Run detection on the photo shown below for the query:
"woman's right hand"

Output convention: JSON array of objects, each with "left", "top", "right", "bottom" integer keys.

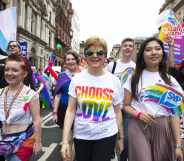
[
  {"left": 139, "top": 113, "right": 155, "bottom": 124},
  {"left": 61, "top": 143, "right": 72, "bottom": 161},
  {"left": 175, "top": 147, "right": 183, "bottom": 161},
  {"left": 52, "top": 112, "right": 58, "bottom": 123},
  {"left": 33, "top": 141, "right": 42, "bottom": 154}
]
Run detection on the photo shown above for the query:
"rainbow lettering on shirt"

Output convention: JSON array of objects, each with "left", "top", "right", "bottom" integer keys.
[
  {"left": 75, "top": 86, "right": 114, "bottom": 121},
  {"left": 141, "top": 84, "right": 184, "bottom": 115}
]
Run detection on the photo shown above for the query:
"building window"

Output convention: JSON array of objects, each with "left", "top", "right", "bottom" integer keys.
[
  {"left": 24, "top": 4, "right": 28, "bottom": 29},
  {"left": 49, "top": 11, "right": 52, "bottom": 23},
  {"left": 49, "top": 31, "right": 51, "bottom": 47},
  {"left": 40, "top": 18, "right": 44, "bottom": 39},
  {"left": 0, "top": 2, "right": 6, "bottom": 10},
  {"left": 31, "top": 11, "right": 37, "bottom": 35},
  {"left": 17, "top": 0, "right": 21, "bottom": 16}
]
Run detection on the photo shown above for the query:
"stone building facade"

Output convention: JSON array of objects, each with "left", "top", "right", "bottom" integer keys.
[
  {"left": 0, "top": 0, "right": 56, "bottom": 69},
  {"left": 71, "top": 9, "right": 80, "bottom": 54},
  {"left": 55, "top": 0, "right": 73, "bottom": 65}
]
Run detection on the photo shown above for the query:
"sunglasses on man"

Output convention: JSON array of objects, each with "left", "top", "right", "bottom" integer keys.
[
  {"left": 8, "top": 44, "right": 18, "bottom": 48},
  {"left": 84, "top": 49, "right": 107, "bottom": 57}
]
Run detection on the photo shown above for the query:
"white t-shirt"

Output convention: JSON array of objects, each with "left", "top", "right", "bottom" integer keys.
[
  {"left": 69, "top": 69, "right": 122, "bottom": 140},
  {"left": 124, "top": 70, "right": 184, "bottom": 117},
  {"left": 0, "top": 85, "right": 38, "bottom": 124},
  {"left": 107, "top": 59, "right": 135, "bottom": 86}
]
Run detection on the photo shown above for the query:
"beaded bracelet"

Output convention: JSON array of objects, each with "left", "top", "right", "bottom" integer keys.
[{"left": 135, "top": 112, "right": 142, "bottom": 119}]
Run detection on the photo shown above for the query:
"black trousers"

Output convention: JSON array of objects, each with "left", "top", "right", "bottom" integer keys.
[
  {"left": 0, "top": 156, "right": 5, "bottom": 160},
  {"left": 74, "top": 134, "right": 117, "bottom": 161}
]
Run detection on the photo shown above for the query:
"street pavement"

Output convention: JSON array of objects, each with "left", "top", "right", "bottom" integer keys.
[{"left": 30, "top": 108, "right": 63, "bottom": 161}]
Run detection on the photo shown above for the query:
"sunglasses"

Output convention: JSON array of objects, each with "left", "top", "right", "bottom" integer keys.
[
  {"left": 84, "top": 49, "right": 107, "bottom": 57},
  {"left": 8, "top": 44, "right": 18, "bottom": 48}
]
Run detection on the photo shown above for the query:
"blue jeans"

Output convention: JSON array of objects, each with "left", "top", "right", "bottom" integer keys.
[{"left": 119, "top": 112, "right": 131, "bottom": 161}]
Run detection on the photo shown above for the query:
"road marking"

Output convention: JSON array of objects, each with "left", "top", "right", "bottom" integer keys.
[
  {"left": 41, "top": 113, "right": 59, "bottom": 128},
  {"left": 38, "top": 143, "right": 58, "bottom": 161},
  {"left": 41, "top": 112, "right": 52, "bottom": 122},
  {"left": 41, "top": 116, "right": 59, "bottom": 129}
]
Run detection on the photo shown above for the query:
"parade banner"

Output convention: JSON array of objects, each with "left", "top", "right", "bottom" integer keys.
[
  {"left": 19, "top": 41, "right": 28, "bottom": 57},
  {"left": 158, "top": 9, "right": 184, "bottom": 65},
  {"left": 48, "top": 52, "right": 56, "bottom": 66},
  {"left": 0, "top": 7, "right": 17, "bottom": 52},
  {"left": 159, "top": 22, "right": 184, "bottom": 41},
  {"left": 163, "top": 36, "right": 184, "bottom": 64},
  {"left": 157, "top": 9, "right": 178, "bottom": 27}
]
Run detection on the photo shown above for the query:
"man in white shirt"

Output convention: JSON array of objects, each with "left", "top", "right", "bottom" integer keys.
[{"left": 107, "top": 38, "right": 135, "bottom": 161}]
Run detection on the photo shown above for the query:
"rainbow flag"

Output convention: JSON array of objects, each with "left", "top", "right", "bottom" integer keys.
[
  {"left": 40, "top": 85, "right": 52, "bottom": 108},
  {"left": 157, "top": 9, "right": 178, "bottom": 27},
  {"left": 143, "top": 84, "right": 184, "bottom": 116},
  {"left": 32, "top": 72, "right": 52, "bottom": 108},
  {"left": 0, "top": 7, "right": 17, "bottom": 51}
]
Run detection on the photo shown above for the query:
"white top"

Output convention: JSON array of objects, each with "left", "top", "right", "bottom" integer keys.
[
  {"left": 124, "top": 70, "right": 184, "bottom": 117},
  {"left": 0, "top": 85, "right": 38, "bottom": 124},
  {"left": 107, "top": 59, "right": 135, "bottom": 86},
  {"left": 107, "top": 59, "right": 135, "bottom": 108},
  {"left": 69, "top": 69, "right": 122, "bottom": 140}
]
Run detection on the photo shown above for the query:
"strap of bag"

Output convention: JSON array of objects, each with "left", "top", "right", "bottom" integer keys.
[
  {"left": 0, "top": 88, "right": 5, "bottom": 96},
  {"left": 111, "top": 61, "right": 117, "bottom": 74}
]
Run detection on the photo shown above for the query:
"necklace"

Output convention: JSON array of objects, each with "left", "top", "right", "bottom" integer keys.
[{"left": 3, "top": 84, "right": 24, "bottom": 120}]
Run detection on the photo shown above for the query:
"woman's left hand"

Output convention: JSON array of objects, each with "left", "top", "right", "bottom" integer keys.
[
  {"left": 33, "top": 141, "right": 42, "bottom": 154},
  {"left": 175, "top": 148, "right": 183, "bottom": 161},
  {"left": 116, "top": 138, "right": 124, "bottom": 154}
]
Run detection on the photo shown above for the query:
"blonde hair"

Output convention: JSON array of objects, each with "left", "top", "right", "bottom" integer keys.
[{"left": 84, "top": 36, "right": 108, "bottom": 52}]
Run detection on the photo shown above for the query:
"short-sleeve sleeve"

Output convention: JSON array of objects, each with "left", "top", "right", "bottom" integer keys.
[
  {"left": 68, "top": 78, "right": 77, "bottom": 98},
  {"left": 106, "top": 62, "right": 113, "bottom": 73},
  {"left": 113, "top": 77, "right": 123, "bottom": 106},
  {"left": 170, "top": 76, "right": 184, "bottom": 94},
  {"left": 123, "top": 74, "right": 132, "bottom": 93}
]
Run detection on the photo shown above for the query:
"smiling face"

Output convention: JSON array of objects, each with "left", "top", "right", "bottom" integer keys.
[
  {"left": 143, "top": 40, "right": 163, "bottom": 71},
  {"left": 120, "top": 40, "right": 134, "bottom": 59},
  {"left": 7, "top": 41, "right": 20, "bottom": 55},
  {"left": 65, "top": 54, "right": 78, "bottom": 71},
  {"left": 85, "top": 44, "right": 106, "bottom": 70},
  {"left": 4, "top": 60, "right": 27, "bottom": 86}
]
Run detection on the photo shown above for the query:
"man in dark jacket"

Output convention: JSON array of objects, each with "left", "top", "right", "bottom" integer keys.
[{"left": 0, "top": 41, "right": 35, "bottom": 89}]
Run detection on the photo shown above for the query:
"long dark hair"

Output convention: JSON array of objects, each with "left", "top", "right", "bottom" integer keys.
[{"left": 131, "top": 37, "right": 171, "bottom": 100}]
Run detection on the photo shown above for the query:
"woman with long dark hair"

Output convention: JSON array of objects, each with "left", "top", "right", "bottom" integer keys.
[{"left": 124, "top": 37, "right": 183, "bottom": 161}]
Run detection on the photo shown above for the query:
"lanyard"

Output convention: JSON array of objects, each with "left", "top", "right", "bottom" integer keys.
[{"left": 3, "top": 85, "right": 24, "bottom": 120}]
